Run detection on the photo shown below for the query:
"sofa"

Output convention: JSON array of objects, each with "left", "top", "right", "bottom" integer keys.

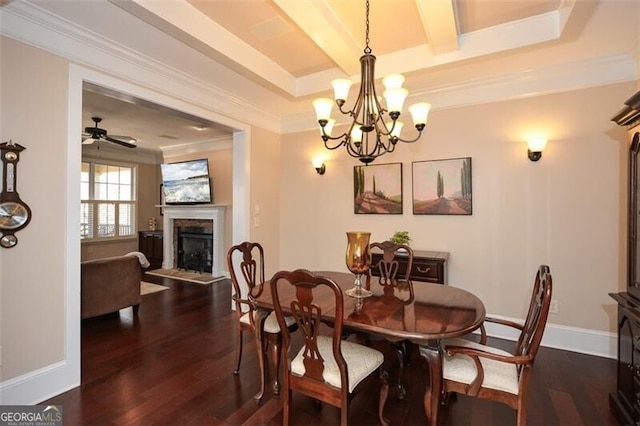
[{"left": 81, "top": 255, "right": 142, "bottom": 319}]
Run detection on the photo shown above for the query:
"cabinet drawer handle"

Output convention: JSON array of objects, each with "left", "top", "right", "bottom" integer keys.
[{"left": 416, "top": 266, "right": 431, "bottom": 274}]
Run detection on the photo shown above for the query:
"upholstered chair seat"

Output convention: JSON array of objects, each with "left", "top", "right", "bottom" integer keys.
[
  {"left": 439, "top": 337, "right": 519, "bottom": 395},
  {"left": 240, "top": 311, "right": 296, "bottom": 334}
]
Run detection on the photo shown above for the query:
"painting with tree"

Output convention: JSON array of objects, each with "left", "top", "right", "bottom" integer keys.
[
  {"left": 353, "top": 162, "right": 403, "bottom": 214},
  {"left": 412, "top": 157, "right": 472, "bottom": 215}
]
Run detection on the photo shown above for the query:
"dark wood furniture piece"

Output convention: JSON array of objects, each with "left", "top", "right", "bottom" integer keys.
[
  {"left": 367, "top": 240, "right": 415, "bottom": 399},
  {"left": 45, "top": 270, "right": 617, "bottom": 425},
  {"left": 270, "top": 269, "right": 389, "bottom": 426},
  {"left": 226, "top": 241, "right": 297, "bottom": 403},
  {"left": 370, "top": 248, "right": 448, "bottom": 284},
  {"left": 138, "top": 230, "right": 163, "bottom": 269},
  {"left": 252, "top": 270, "right": 485, "bottom": 426},
  {"left": 610, "top": 90, "right": 640, "bottom": 426},
  {"left": 438, "top": 265, "right": 552, "bottom": 426}
]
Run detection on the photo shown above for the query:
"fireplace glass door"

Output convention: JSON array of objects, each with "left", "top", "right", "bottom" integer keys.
[{"left": 177, "top": 226, "right": 213, "bottom": 273}]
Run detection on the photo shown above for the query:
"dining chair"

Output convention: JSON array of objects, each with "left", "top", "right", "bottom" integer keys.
[
  {"left": 226, "top": 241, "right": 296, "bottom": 399},
  {"left": 432, "top": 264, "right": 553, "bottom": 426},
  {"left": 366, "top": 240, "right": 415, "bottom": 399},
  {"left": 270, "top": 269, "right": 389, "bottom": 426}
]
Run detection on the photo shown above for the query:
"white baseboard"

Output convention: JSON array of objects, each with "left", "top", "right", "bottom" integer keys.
[
  {"left": 0, "top": 360, "right": 79, "bottom": 405},
  {"left": 480, "top": 315, "right": 617, "bottom": 359}
]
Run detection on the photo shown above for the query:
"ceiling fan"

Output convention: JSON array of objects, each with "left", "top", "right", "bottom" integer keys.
[{"left": 82, "top": 116, "right": 137, "bottom": 148}]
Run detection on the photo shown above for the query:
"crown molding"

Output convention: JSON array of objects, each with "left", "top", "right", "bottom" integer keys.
[
  {"left": 161, "top": 137, "right": 233, "bottom": 159},
  {"left": 0, "top": 1, "right": 281, "bottom": 135}
]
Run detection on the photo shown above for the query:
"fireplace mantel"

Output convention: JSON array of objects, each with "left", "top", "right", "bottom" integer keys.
[{"left": 160, "top": 205, "right": 227, "bottom": 277}]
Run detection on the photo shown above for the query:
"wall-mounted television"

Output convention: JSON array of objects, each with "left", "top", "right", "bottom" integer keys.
[{"left": 160, "top": 159, "right": 212, "bottom": 205}]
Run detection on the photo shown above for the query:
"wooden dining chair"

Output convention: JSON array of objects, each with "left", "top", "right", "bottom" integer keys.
[
  {"left": 433, "top": 264, "right": 553, "bottom": 426},
  {"left": 270, "top": 269, "right": 389, "bottom": 426},
  {"left": 366, "top": 240, "right": 415, "bottom": 399},
  {"left": 226, "top": 241, "right": 296, "bottom": 400}
]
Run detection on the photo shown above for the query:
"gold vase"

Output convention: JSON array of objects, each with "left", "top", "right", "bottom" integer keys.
[{"left": 345, "top": 231, "right": 372, "bottom": 298}]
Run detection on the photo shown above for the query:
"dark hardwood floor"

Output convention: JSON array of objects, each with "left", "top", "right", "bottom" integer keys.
[{"left": 44, "top": 273, "right": 619, "bottom": 425}]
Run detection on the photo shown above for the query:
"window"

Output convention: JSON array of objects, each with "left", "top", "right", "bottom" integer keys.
[{"left": 81, "top": 161, "right": 136, "bottom": 241}]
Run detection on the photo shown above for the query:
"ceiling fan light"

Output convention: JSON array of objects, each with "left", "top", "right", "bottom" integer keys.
[{"left": 332, "top": 79, "right": 353, "bottom": 102}]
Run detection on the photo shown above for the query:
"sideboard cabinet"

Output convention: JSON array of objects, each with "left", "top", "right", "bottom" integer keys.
[
  {"left": 138, "top": 230, "right": 163, "bottom": 270},
  {"left": 370, "top": 249, "right": 449, "bottom": 284},
  {"left": 610, "top": 90, "right": 640, "bottom": 425}
]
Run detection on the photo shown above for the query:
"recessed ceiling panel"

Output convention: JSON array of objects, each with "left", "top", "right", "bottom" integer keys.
[{"left": 187, "top": 0, "right": 335, "bottom": 77}]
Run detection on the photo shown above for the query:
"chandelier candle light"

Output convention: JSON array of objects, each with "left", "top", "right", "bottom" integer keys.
[{"left": 313, "top": 0, "right": 431, "bottom": 165}]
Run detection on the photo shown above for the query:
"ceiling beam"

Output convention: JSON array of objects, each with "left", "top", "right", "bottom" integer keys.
[
  {"left": 415, "top": 0, "right": 459, "bottom": 55},
  {"left": 273, "top": 0, "right": 362, "bottom": 76}
]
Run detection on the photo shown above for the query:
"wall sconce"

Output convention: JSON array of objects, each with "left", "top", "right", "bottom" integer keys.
[
  {"left": 527, "top": 138, "right": 547, "bottom": 162},
  {"left": 312, "top": 158, "right": 326, "bottom": 175}
]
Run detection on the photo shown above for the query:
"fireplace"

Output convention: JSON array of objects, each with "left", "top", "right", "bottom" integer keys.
[
  {"left": 161, "top": 205, "right": 226, "bottom": 277},
  {"left": 176, "top": 224, "right": 214, "bottom": 273}
]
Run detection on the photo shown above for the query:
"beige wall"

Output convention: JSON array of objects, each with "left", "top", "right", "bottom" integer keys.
[
  {"left": 279, "top": 82, "right": 635, "bottom": 334},
  {"left": 0, "top": 37, "right": 68, "bottom": 379},
  {"left": 249, "top": 127, "right": 281, "bottom": 277},
  {"left": 138, "top": 162, "right": 162, "bottom": 232}
]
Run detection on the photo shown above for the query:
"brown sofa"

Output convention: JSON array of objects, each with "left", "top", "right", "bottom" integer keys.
[{"left": 81, "top": 255, "right": 142, "bottom": 319}]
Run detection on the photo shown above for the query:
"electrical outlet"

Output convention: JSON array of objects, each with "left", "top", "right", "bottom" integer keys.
[{"left": 550, "top": 299, "right": 559, "bottom": 314}]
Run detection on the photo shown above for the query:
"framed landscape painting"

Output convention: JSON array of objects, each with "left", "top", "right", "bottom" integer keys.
[
  {"left": 412, "top": 157, "right": 472, "bottom": 215},
  {"left": 354, "top": 162, "right": 403, "bottom": 214}
]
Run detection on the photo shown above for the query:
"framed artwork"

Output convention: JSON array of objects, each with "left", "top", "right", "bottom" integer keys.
[
  {"left": 412, "top": 157, "right": 472, "bottom": 215},
  {"left": 354, "top": 162, "right": 403, "bottom": 214}
]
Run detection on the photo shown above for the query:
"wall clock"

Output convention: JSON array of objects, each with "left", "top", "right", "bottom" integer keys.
[{"left": 0, "top": 141, "right": 31, "bottom": 248}]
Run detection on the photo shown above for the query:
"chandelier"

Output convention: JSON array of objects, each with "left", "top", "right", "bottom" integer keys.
[{"left": 312, "top": 0, "right": 431, "bottom": 165}]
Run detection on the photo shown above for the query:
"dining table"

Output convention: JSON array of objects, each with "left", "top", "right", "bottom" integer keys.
[{"left": 250, "top": 270, "right": 486, "bottom": 426}]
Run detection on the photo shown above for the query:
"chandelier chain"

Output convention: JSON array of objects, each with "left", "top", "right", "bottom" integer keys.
[{"left": 364, "top": 0, "right": 371, "bottom": 54}]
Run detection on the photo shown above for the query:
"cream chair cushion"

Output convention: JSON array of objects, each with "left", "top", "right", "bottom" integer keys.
[
  {"left": 291, "top": 335, "right": 384, "bottom": 392},
  {"left": 240, "top": 311, "right": 296, "bottom": 333},
  {"left": 438, "top": 337, "right": 519, "bottom": 395}
]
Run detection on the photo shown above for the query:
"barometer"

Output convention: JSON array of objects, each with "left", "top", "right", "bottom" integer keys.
[{"left": 0, "top": 141, "right": 31, "bottom": 248}]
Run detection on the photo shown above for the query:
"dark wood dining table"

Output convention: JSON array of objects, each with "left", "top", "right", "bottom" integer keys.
[{"left": 250, "top": 270, "right": 486, "bottom": 426}]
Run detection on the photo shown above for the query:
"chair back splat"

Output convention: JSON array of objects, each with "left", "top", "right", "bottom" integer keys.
[
  {"left": 365, "top": 240, "right": 415, "bottom": 399},
  {"left": 227, "top": 241, "right": 264, "bottom": 383},
  {"left": 270, "top": 269, "right": 389, "bottom": 426}
]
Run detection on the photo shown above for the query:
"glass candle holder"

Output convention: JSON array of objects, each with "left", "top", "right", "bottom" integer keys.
[{"left": 345, "top": 231, "right": 373, "bottom": 298}]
